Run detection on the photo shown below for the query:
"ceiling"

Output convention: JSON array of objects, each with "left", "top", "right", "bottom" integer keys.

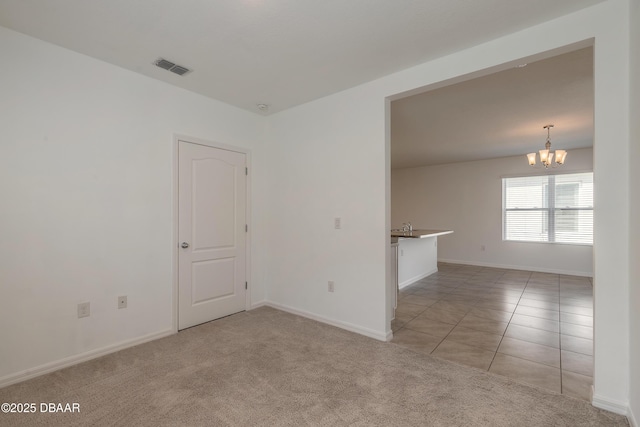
[
  {"left": 391, "top": 47, "right": 594, "bottom": 169},
  {"left": 0, "top": 0, "right": 605, "bottom": 115}
]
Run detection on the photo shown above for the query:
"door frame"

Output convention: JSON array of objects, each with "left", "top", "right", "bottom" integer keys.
[{"left": 172, "top": 134, "right": 252, "bottom": 332}]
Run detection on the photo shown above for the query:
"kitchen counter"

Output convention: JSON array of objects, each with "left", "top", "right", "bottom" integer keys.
[
  {"left": 392, "top": 229, "right": 453, "bottom": 289},
  {"left": 391, "top": 229, "right": 453, "bottom": 239}
]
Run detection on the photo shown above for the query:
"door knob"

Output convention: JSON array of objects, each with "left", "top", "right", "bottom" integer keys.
[{"left": 181, "top": 242, "right": 190, "bottom": 248}]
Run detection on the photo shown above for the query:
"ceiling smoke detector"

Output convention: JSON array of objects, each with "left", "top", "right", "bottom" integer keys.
[
  {"left": 257, "top": 104, "right": 269, "bottom": 112},
  {"left": 154, "top": 58, "right": 191, "bottom": 76}
]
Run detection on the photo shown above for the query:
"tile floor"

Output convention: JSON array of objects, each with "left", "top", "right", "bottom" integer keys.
[{"left": 391, "top": 263, "right": 594, "bottom": 401}]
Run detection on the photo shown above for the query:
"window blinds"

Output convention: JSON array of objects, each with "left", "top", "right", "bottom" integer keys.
[{"left": 503, "top": 172, "right": 593, "bottom": 245}]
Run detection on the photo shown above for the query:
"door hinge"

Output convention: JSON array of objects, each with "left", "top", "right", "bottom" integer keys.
[
  {"left": 245, "top": 281, "right": 248, "bottom": 290},
  {"left": 245, "top": 167, "right": 248, "bottom": 176},
  {"left": 245, "top": 224, "right": 248, "bottom": 232}
]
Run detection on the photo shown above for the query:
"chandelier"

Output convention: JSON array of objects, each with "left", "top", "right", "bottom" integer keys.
[{"left": 527, "top": 124, "right": 567, "bottom": 168}]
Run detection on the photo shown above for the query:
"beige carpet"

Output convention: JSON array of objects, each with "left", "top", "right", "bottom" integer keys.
[{"left": 0, "top": 307, "right": 627, "bottom": 426}]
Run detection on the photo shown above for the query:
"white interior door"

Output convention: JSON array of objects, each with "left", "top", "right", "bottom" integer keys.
[{"left": 178, "top": 140, "right": 247, "bottom": 330}]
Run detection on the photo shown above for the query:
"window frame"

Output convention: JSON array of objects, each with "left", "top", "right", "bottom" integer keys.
[{"left": 502, "top": 171, "right": 594, "bottom": 246}]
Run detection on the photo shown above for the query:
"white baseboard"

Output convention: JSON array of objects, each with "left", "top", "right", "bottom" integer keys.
[
  {"left": 628, "top": 405, "right": 638, "bottom": 427},
  {"left": 438, "top": 258, "right": 593, "bottom": 277},
  {"left": 250, "top": 300, "right": 268, "bottom": 310},
  {"left": 263, "top": 301, "right": 389, "bottom": 342},
  {"left": 0, "top": 329, "right": 175, "bottom": 389},
  {"left": 592, "top": 393, "right": 629, "bottom": 416},
  {"left": 399, "top": 267, "right": 438, "bottom": 289},
  {"left": 1, "top": 302, "right": 389, "bottom": 388}
]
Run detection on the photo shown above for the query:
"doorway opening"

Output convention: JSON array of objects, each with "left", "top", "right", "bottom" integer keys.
[{"left": 386, "top": 44, "right": 595, "bottom": 400}]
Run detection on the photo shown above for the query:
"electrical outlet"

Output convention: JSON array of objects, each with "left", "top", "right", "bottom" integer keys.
[
  {"left": 328, "top": 281, "right": 335, "bottom": 292},
  {"left": 334, "top": 217, "right": 341, "bottom": 229},
  {"left": 77, "top": 302, "right": 90, "bottom": 318},
  {"left": 118, "top": 295, "right": 127, "bottom": 309}
]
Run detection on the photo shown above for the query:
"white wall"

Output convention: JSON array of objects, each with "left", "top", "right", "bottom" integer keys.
[
  {"left": 0, "top": 26, "right": 268, "bottom": 385},
  {"left": 391, "top": 148, "right": 594, "bottom": 276},
  {"left": 264, "top": 0, "right": 631, "bottom": 414},
  {"left": 0, "top": 0, "right": 635, "bottom": 416},
  {"left": 589, "top": 0, "right": 631, "bottom": 414},
  {"left": 264, "top": 84, "right": 389, "bottom": 339},
  {"left": 628, "top": 0, "right": 639, "bottom": 424}
]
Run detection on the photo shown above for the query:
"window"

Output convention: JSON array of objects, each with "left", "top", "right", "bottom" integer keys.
[{"left": 502, "top": 172, "right": 593, "bottom": 245}]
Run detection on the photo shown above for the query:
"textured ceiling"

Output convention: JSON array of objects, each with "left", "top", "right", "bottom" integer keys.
[
  {"left": 0, "top": 0, "right": 605, "bottom": 115},
  {"left": 391, "top": 47, "right": 594, "bottom": 169}
]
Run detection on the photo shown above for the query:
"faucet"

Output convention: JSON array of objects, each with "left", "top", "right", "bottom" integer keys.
[{"left": 402, "top": 222, "right": 413, "bottom": 232}]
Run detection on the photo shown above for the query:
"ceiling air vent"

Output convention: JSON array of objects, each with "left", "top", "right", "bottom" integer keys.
[
  {"left": 155, "top": 58, "right": 175, "bottom": 70},
  {"left": 169, "top": 65, "right": 190, "bottom": 76},
  {"left": 154, "top": 58, "right": 191, "bottom": 76}
]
